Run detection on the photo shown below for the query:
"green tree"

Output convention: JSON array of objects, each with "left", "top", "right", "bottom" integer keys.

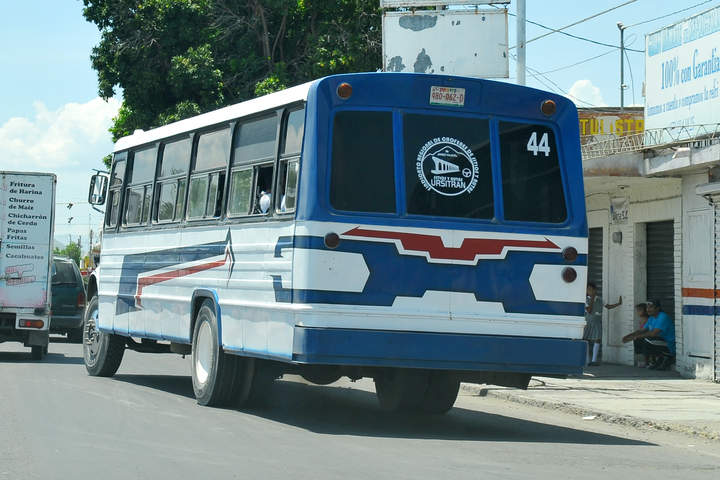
[
  {"left": 54, "top": 241, "right": 82, "bottom": 267},
  {"left": 83, "top": 0, "right": 382, "bottom": 167}
]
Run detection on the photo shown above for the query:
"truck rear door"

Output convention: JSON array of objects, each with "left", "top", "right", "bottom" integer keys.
[{"left": 0, "top": 172, "right": 55, "bottom": 309}]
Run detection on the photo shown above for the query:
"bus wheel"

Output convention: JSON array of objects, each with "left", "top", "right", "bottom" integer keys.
[
  {"left": 84, "top": 296, "right": 125, "bottom": 377},
  {"left": 419, "top": 372, "right": 460, "bottom": 414},
  {"left": 30, "top": 346, "right": 45, "bottom": 360},
  {"left": 373, "top": 368, "right": 429, "bottom": 412},
  {"left": 191, "top": 300, "right": 248, "bottom": 407}
]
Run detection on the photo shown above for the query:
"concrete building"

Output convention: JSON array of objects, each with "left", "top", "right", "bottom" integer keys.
[
  {"left": 581, "top": 111, "right": 720, "bottom": 381},
  {"left": 576, "top": 5, "right": 720, "bottom": 382}
]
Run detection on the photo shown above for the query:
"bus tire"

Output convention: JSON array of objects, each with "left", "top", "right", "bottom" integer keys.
[
  {"left": 419, "top": 372, "right": 460, "bottom": 414},
  {"left": 31, "top": 346, "right": 45, "bottom": 360},
  {"left": 83, "top": 296, "right": 125, "bottom": 377},
  {"left": 191, "top": 300, "right": 246, "bottom": 407},
  {"left": 373, "top": 368, "right": 429, "bottom": 412}
]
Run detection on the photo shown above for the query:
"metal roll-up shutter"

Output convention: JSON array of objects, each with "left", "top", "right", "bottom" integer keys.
[
  {"left": 588, "top": 227, "right": 603, "bottom": 297},
  {"left": 646, "top": 220, "right": 675, "bottom": 317}
]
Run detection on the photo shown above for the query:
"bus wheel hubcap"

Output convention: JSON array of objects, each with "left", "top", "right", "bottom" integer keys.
[
  {"left": 195, "top": 321, "right": 213, "bottom": 386},
  {"left": 86, "top": 308, "right": 101, "bottom": 360}
]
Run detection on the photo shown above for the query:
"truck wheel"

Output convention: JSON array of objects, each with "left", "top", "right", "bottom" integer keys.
[
  {"left": 31, "top": 346, "right": 45, "bottom": 360},
  {"left": 191, "top": 300, "right": 250, "bottom": 407},
  {"left": 374, "top": 368, "right": 429, "bottom": 412},
  {"left": 83, "top": 296, "right": 125, "bottom": 377},
  {"left": 419, "top": 372, "right": 460, "bottom": 414}
]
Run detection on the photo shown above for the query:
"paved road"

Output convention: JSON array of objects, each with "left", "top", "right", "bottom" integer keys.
[{"left": 1, "top": 339, "right": 719, "bottom": 480}]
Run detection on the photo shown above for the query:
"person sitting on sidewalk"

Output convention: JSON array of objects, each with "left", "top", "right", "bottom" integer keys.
[
  {"left": 622, "top": 299, "right": 675, "bottom": 370},
  {"left": 635, "top": 302, "right": 649, "bottom": 329}
]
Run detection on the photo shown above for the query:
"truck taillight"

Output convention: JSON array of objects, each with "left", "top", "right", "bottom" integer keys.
[
  {"left": 20, "top": 319, "right": 45, "bottom": 329},
  {"left": 77, "top": 292, "right": 86, "bottom": 308}
]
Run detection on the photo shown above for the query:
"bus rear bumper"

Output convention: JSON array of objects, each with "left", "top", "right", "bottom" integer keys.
[{"left": 292, "top": 326, "right": 587, "bottom": 376}]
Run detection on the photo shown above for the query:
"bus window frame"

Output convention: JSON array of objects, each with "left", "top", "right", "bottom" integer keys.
[
  {"left": 225, "top": 110, "right": 282, "bottom": 220},
  {"left": 153, "top": 133, "right": 193, "bottom": 225},
  {"left": 104, "top": 151, "right": 128, "bottom": 233},
  {"left": 105, "top": 101, "right": 306, "bottom": 233},
  {"left": 121, "top": 145, "right": 158, "bottom": 230},
  {"left": 491, "top": 115, "right": 572, "bottom": 228},
  {"left": 399, "top": 108, "right": 497, "bottom": 224},
  {"left": 275, "top": 105, "right": 305, "bottom": 215},
  {"left": 185, "top": 124, "right": 232, "bottom": 223},
  {"left": 325, "top": 106, "right": 398, "bottom": 219},
  {"left": 324, "top": 107, "right": 573, "bottom": 231}
]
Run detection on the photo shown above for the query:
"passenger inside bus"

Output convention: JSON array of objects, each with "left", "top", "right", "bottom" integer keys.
[{"left": 255, "top": 165, "right": 273, "bottom": 214}]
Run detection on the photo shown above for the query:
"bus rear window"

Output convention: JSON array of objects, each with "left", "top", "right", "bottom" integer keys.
[
  {"left": 404, "top": 114, "right": 493, "bottom": 219},
  {"left": 499, "top": 122, "right": 567, "bottom": 223},
  {"left": 330, "top": 111, "right": 395, "bottom": 213}
]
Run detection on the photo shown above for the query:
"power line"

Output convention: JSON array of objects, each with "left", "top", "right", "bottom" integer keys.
[
  {"left": 511, "top": 53, "right": 603, "bottom": 107},
  {"left": 522, "top": 16, "right": 644, "bottom": 53},
  {"left": 624, "top": 41, "right": 637, "bottom": 106},
  {"left": 625, "top": 0, "right": 714, "bottom": 28},
  {"left": 540, "top": 49, "right": 616, "bottom": 74},
  {"left": 508, "top": 0, "right": 638, "bottom": 49}
]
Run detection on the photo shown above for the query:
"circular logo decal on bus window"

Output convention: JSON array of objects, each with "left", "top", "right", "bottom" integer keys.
[{"left": 416, "top": 137, "right": 479, "bottom": 196}]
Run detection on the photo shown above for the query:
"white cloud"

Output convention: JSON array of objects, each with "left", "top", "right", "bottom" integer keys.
[
  {"left": 567, "top": 79, "right": 607, "bottom": 107},
  {"left": 0, "top": 97, "right": 120, "bottom": 170},
  {"left": 0, "top": 97, "right": 121, "bottom": 251}
]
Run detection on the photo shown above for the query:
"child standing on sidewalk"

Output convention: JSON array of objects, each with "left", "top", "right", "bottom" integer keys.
[{"left": 583, "top": 282, "right": 621, "bottom": 366}]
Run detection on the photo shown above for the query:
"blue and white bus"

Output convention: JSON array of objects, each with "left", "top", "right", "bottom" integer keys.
[{"left": 86, "top": 73, "right": 588, "bottom": 413}]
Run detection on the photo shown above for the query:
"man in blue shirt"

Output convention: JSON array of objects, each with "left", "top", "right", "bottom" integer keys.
[{"left": 622, "top": 299, "right": 675, "bottom": 370}]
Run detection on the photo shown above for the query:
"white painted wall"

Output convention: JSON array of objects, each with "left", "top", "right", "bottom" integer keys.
[
  {"left": 680, "top": 174, "right": 715, "bottom": 380},
  {"left": 586, "top": 178, "right": 682, "bottom": 367}
]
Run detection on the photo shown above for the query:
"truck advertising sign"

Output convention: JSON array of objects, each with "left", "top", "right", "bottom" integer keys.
[{"left": 0, "top": 172, "right": 56, "bottom": 308}]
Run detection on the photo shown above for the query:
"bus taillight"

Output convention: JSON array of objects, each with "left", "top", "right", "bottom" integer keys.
[
  {"left": 562, "top": 247, "right": 578, "bottom": 262},
  {"left": 541, "top": 99, "right": 556, "bottom": 116},
  {"left": 561, "top": 267, "right": 577, "bottom": 283},
  {"left": 337, "top": 82, "right": 353, "bottom": 100},
  {"left": 324, "top": 232, "right": 341, "bottom": 249}
]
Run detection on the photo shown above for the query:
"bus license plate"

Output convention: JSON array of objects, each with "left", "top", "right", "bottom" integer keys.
[{"left": 429, "top": 86, "right": 465, "bottom": 107}]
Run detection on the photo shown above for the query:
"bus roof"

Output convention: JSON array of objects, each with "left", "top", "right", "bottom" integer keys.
[{"left": 113, "top": 81, "right": 314, "bottom": 153}]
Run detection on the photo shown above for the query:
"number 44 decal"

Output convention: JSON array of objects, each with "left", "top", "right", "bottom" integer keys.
[{"left": 526, "top": 132, "right": 551, "bottom": 157}]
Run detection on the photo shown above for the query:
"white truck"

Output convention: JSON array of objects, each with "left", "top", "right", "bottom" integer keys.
[{"left": 0, "top": 171, "right": 56, "bottom": 359}]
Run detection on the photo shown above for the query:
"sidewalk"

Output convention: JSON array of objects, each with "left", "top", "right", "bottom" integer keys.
[{"left": 462, "top": 364, "right": 720, "bottom": 441}]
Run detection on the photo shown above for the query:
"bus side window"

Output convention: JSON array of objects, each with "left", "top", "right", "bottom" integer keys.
[
  {"left": 123, "top": 146, "right": 157, "bottom": 227},
  {"left": 187, "top": 127, "right": 230, "bottom": 220},
  {"left": 228, "top": 114, "right": 277, "bottom": 216},
  {"left": 276, "top": 107, "right": 304, "bottom": 213},
  {"left": 105, "top": 156, "right": 126, "bottom": 229},
  {"left": 155, "top": 136, "right": 191, "bottom": 223}
]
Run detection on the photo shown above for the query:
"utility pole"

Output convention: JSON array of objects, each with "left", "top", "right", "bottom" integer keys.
[
  {"left": 517, "top": 0, "right": 526, "bottom": 85},
  {"left": 620, "top": 23, "right": 624, "bottom": 110}
]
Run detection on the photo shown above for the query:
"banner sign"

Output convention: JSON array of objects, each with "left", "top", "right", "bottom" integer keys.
[{"left": 645, "top": 6, "right": 720, "bottom": 143}]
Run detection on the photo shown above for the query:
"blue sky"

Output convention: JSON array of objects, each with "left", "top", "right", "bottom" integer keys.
[{"left": 1, "top": 0, "right": 717, "bottom": 252}]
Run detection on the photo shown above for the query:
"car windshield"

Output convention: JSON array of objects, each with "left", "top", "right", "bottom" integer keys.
[{"left": 52, "top": 261, "right": 77, "bottom": 285}]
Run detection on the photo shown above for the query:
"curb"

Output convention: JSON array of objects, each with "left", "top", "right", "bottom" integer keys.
[{"left": 460, "top": 383, "right": 720, "bottom": 442}]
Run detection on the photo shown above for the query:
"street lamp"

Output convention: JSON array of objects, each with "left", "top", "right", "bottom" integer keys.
[{"left": 618, "top": 21, "right": 628, "bottom": 111}]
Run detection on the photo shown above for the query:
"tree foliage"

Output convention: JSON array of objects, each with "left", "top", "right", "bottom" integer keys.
[
  {"left": 83, "top": 0, "right": 382, "bottom": 167},
  {"left": 54, "top": 241, "right": 82, "bottom": 267}
]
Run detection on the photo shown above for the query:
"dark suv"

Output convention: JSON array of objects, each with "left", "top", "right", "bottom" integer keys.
[{"left": 50, "top": 256, "right": 86, "bottom": 342}]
